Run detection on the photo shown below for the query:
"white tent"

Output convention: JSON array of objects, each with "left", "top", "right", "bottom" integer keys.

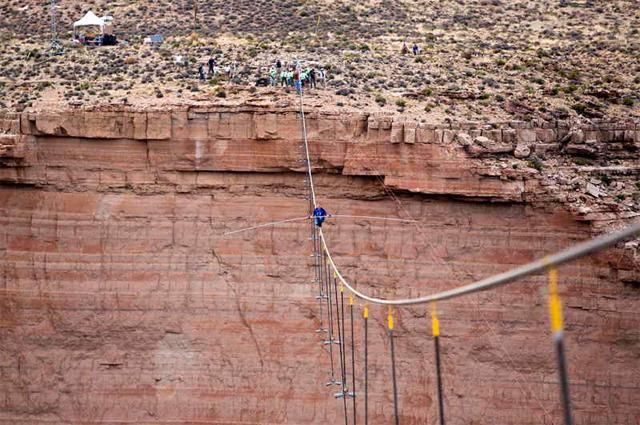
[{"left": 73, "top": 11, "right": 104, "bottom": 30}]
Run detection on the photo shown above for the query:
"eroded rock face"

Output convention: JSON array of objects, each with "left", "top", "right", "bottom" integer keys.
[{"left": 0, "top": 106, "right": 639, "bottom": 424}]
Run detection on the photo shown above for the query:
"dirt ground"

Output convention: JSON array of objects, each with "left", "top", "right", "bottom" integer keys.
[{"left": 0, "top": 0, "right": 638, "bottom": 122}]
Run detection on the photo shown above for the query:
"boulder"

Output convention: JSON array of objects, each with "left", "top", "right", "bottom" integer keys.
[{"left": 514, "top": 143, "right": 531, "bottom": 158}]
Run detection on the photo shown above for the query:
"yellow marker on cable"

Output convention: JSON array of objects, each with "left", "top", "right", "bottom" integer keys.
[
  {"left": 387, "top": 306, "right": 394, "bottom": 330},
  {"left": 363, "top": 304, "right": 369, "bottom": 319},
  {"left": 431, "top": 304, "right": 440, "bottom": 337},
  {"left": 548, "top": 266, "right": 564, "bottom": 334},
  {"left": 349, "top": 293, "right": 354, "bottom": 306},
  {"left": 339, "top": 281, "right": 344, "bottom": 293}
]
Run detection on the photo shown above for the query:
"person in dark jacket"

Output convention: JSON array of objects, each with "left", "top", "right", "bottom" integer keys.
[
  {"left": 309, "top": 68, "right": 317, "bottom": 88},
  {"left": 313, "top": 206, "right": 328, "bottom": 227}
]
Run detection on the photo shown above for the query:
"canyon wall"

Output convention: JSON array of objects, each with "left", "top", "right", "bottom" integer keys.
[{"left": 0, "top": 105, "right": 639, "bottom": 425}]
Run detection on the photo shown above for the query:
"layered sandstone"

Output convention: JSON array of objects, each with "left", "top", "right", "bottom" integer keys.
[{"left": 0, "top": 105, "right": 639, "bottom": 425}]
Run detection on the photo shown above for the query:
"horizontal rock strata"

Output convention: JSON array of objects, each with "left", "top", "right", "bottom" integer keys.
[{"left": 0, "top": 105, "right": 639, "bottom": 424}]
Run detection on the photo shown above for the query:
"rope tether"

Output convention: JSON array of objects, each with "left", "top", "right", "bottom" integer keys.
[
  {"left": 294, "top": 60, "right": 639, "bottom": 425},
  {"left": 333, "top": 268, "right": 349, "bottom": 424},
  {"left": 349, "top": 294, "right": 357, "bottom": 425},
  {"left": 548, "top": 266, "right": 573, "bottom": 425},
  {"left": 388, "top": 306, "right": 400, "bottom": 425},
  {"left": 363, "top": 305, "right": 369, "bottom": 425},
  {"left": 296, "top": 54, "right": 638, "bottom": 307},
  {"left": 323, "top": 250, "right": 339, "bottom": 386},
  {"left": 313, "top": 226, "right": 327, "bottom": 336},
  {"left": 431, "top": 304, "right": 445, "bottom": 425}
]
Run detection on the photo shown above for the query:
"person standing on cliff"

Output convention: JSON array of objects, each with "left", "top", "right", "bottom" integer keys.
[
  {"left": 313, "top": 206, "right": 328, "bottom": 227},
  {"left": 269, "top": 66, "right": 277, "bottom": 86},
  {"left": 309, "top": 68, "right": 317, "bottom": 89},
  {"left": 276, "top": 59, "right": 282, "bottom": 83},
  {"left": 198, "top": 64, "right": 205, "bottom": 81},
  {"left": 293, "top": 68, "right": 301, "bottom": 94},
  {"left": 208, "top": 57, "right": 216, "bottom": 75}
]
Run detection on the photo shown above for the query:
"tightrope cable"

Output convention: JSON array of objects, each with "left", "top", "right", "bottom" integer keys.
[
  {"left": 293, "top": 66, "right": 638, "bottom": 425},
  {"left": 349, "top": 294, "right": 357, "bottom": 425},
  {"left": 318, "top": 223, "right": 640, "bottom": 306}
]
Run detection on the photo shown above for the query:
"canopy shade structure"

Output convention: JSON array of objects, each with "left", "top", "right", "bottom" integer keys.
[{"left": 73, "top": 11, "right": 104, "bottom": 28}]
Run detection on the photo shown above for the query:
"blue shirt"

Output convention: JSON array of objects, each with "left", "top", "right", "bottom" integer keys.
[{"left": 313, "top": 207, "right": 327, "bottom": 218}]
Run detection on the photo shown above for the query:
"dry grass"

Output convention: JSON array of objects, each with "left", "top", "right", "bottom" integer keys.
[{"left": 0, "top": 0, "right": 638, "bottom": 121}]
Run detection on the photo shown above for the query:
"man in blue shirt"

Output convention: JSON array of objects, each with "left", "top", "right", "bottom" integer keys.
[{"left": 313, "top": 206, "right": 328, "bottom": 227}]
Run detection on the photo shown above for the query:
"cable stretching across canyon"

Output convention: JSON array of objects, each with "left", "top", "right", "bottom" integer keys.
[{"left": 295, "top": 77, "right": 640, "bottom": 425}]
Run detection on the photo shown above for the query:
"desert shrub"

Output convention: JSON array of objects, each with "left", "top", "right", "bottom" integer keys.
[
  {"left": 527, "top": 156, "right": 544, "bottom": 171},
  {"left": 572, "top": 157, "right": 593, "bottom": 166},
  {"left": 572, "top": 103, "right": 588, "bottom": 115},
  {"left": 420, "top": 87, "right": 432, "bottom": 96}
]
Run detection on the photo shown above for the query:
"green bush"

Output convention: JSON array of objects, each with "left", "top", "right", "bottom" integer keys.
[
  {"left": 572, "top": 157, "right": 593, "bottom": 166},
  {"left": 420, "top": 87, "right": 432, "bottom": 96},
  {"left": 395, "top": 99, "right": 407, "bottom": 108},
  {"left": 375, "top": 94, "right": 386, "bottom": 106},
  {"left": 527, "top": 157, "right": 544, "bottom": 171},
  {"left": 572, "top": 103, "right": 587, "bottom": 114}
]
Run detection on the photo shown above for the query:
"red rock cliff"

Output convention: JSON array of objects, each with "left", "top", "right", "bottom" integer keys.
[{"left": 0, "top": 105, "right": 639, "bottom": 424}]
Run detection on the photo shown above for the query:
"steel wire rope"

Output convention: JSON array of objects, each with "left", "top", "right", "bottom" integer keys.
[
  {"left": 295, "top": 74, "right": 640, "bottom": 424},
  {"left": 388, "top": 308, "right": 401, "bottom": 425},
  {"left": 295, "top": 84, "right": 640, "bottom": 304},
  {"left": 356, "top": 173, "right": 553, "bottom": 422},
  {"left": 221, "top": 215, "right": 417, "bottom": 238},
  {"left": 222, "top": 216, "right": 310, "bottom": 235},
  {"left": 363, "top": 306, "right": 369, "bottom": 425},
  {"left": 370, "top": 172, "right": 553, "bottom": 421},
  {"left": 323, "top": 247, "right": 339, "bottom": 386},
  {"left": 332, "top": 261, "right": 349, "bottom": 424},
  {"left": 299, "top": 85, "right": 317, "bottom": 208},
  {"left": 339, "top": 276, "right": 350, "bottom": 404},
  {"left": 349, "top": 295, "right": 357, "bottom": 425},
  {"left": 318, "top": 223, "right": 640, "bottom": 305}
]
